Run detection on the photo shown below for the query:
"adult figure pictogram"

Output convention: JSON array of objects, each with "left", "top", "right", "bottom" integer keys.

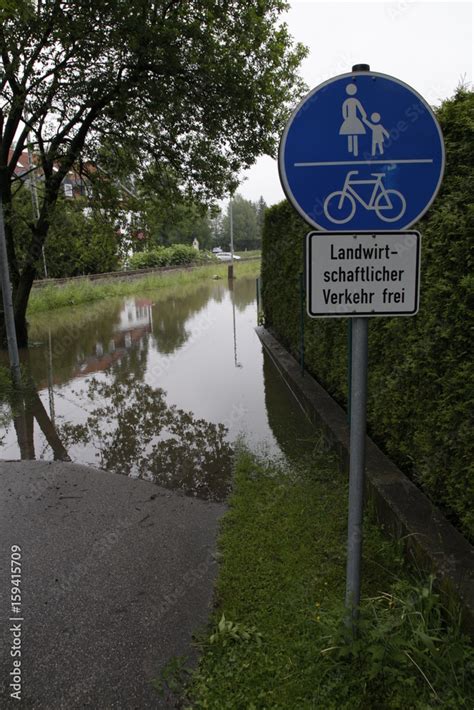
[{"left": 339, "top": 83, "right": 367, "bottom": 157}]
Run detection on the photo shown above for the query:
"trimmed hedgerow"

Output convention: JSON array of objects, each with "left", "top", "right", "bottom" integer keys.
[
  {"left": 127, "top": 244, "right": 215, "bottom": 269},
  {"left": 262, "top": 88, "right": 474, "bottom": 540}
]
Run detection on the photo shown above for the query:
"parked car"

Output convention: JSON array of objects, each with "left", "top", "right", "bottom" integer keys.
[
  {"left": 215, "top": 252, "right": 241, "bottom": 262},
  {"left": 212, "top": 247, "right": 223, "bottom": 253}
]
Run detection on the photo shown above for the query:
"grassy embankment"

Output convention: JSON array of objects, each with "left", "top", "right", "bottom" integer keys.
[
  {"left": 171, "top": 447, "right": 474, "bottom": 709},
  {"left": 28, "top": 260, "right": 260, "bottom": 314},
  {"left": 235, "top": 249, "right": 261, "bottom": 258}
]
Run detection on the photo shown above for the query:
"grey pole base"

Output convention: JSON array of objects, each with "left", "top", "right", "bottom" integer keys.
[{"left": 345, "top": 316, "right": 368, "bottom": 629}]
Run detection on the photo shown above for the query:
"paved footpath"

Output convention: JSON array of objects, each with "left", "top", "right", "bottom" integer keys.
[{"left": 0, "top": 461, "right": 225, "bottom": 709}]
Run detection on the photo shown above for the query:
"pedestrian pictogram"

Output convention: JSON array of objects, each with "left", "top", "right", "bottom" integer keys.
[{"left": 339, "top": 83, "right": 390, "bottom": 157}]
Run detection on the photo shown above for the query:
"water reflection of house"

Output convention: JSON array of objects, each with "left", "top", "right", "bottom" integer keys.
[{"left": 73, "top": 299, "right": 153, "bottom": 377}]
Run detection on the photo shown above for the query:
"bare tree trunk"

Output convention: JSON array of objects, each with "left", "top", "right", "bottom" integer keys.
[
  {"left": 14, "top": 405, "right": 35, "bottom": 459},
  {"left": 0, "top": 252, "right": 37, "bottom": 349},
  {"left": 13, "top": 263, "right": 36, "bottom": 347}
]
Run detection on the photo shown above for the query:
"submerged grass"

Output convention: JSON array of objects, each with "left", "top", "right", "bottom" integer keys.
[
  {"left": 178, "top": 447, "right": 474, "bottom": 709},
  {"left": 28, "top": 260, "right": 260, "bottom": 314}
]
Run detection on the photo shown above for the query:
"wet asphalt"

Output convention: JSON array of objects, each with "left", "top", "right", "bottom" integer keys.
[{"left": 0, "top": 461, "right": 225, "bottom": 708}]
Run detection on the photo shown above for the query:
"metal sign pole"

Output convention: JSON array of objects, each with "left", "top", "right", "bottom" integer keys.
[
  {"left": 0, "top": 196, "right": 21, "bottom": 385},
  {"left": 345, "top": 316, "right": 368, "bottom": 627},
  {"left": 344, "top": 63, "right": 370, "bottom": 631}
]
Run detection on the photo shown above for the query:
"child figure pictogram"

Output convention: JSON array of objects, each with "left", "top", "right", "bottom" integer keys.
[{"left": 364, "top": 112, "right": 390, "bottom": 156}]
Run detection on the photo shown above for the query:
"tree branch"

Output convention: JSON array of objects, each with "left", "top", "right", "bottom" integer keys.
[
  {"left": 22, "top": 0, "right": 62, "bottom": 83},
  {"left": 7, "top": 124, "right": 31, "bottom": 177}
]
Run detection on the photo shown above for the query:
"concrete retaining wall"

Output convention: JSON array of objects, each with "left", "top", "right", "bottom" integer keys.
[{"left": 256, "top": 326, "right": 474, "bottom": 636}]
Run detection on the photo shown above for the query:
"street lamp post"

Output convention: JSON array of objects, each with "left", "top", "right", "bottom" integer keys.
[
  {"left": 228, "top": 196, "right": 234, "bottom": 280},
  {"left": 26, "top": 137, "right": 48, "bottom": 278}
]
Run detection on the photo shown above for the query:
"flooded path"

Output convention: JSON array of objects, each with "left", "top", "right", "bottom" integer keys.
[
  {"left": 1, "top": 275, "right": 316, "bottom": 500},
  {"left": 0, "top": 274, "right": 320, "bottom": 708}
]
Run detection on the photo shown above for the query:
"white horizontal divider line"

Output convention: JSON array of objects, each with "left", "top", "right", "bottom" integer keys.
[{"left": 294, "top": 159, "right": 434, "bottom": 166}]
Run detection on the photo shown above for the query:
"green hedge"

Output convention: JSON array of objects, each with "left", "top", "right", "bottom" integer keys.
[
  {"left": 127, "top": 244, "right": 215, "bottom": 270},
  {"left": 262, "top": 88, "right": 474, "bottom": 540}
]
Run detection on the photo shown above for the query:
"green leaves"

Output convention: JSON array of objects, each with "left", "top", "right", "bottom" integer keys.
[{"left": 209, "top": 614, "right": 263, "bottom": 647}]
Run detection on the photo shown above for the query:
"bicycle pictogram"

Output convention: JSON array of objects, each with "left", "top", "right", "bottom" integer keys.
[{"left": 323, "top": 170, "right": 406, "bottom": 224}]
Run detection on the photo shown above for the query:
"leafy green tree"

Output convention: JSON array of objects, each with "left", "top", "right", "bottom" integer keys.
[
  {"left": 139, "top": 199, "right": 213, "bottom": 250},
  {"left": 210, "top": 210, "right": 225, "bottom": 249},
  {"left": 46, "top": 201, "right": 121, "bottom": 277},
  {"left": 221, "top": 194, "right": 261, "bottom": 250},
  {"left": 10, "top": 186, "right": 121, "bottom": 278},
  {"left": 256, "top": 196, "right": 268, "bottom": 234},
  {"left": 0, "top": 0, "right": 307, "bottom": 346}
]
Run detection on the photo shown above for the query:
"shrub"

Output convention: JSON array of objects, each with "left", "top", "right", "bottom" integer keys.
[
  {"left": 261, "top": 88, "right": 474, "bottom": 540},
  {"left": 128, "top": 249, "right": 168, "bottom": 269},
  {"left": 127, "top": 244, "right": 214, "bottom": 270},
  {"left": 165, "top": 244, "right": 200, "bottom": 265}
]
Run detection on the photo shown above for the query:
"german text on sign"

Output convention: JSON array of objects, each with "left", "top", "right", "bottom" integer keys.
[{"left": 306, "top": 231, "right": 421, "bottom": 317}]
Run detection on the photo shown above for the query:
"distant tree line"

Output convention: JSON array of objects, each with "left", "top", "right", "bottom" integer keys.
[{"left": 211, "top": 195, "right": 267, "bottom": 251}]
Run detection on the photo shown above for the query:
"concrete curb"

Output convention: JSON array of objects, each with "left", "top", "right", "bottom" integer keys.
[{"left": 256, "top": 326, "right": 474, "bottom": 636}]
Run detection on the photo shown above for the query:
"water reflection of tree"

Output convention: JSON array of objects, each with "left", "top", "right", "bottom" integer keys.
[
  {"left": 26, "top": 300, "right": 125, "bottom": 387},
  {"left": 1, "top": 373, "right": 71, "bottom": 461},
  {"left": 262, "top": 351, "right": 317, "bottom": 463},
  {"left": 17, "top": 385, "right": 71, "bottom": 460},
  {"left": 58, "top": 376, "right": 233, "bottom": 501},
  {"left": 233, "top": 275, "right": 258, "bottom": 312},
  {"left": 151, "top": 283, "right": 216, "bottom": 354},
  {"left": 150, "top": 276, "right": 257, "bottom": 352},
  {"left": 23, "top": 277, "right": 258, "bottom": 395}
]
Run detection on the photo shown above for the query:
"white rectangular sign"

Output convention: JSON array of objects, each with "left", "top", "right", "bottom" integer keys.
[{"left": 306, "top": 231, "right": 421, "bottom": 318}]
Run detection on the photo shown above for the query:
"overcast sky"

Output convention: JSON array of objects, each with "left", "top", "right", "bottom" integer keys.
[{"left": 236, "top": 0, "right": 473, "bottom": 207}]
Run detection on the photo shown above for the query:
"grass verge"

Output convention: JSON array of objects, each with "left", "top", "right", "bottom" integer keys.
[
  {"left": 176, "top": 447, "right": 474, "bottom": 709},
  {"left": 235, "top": 250, "right": 261, "bottom": 258},
  {"left": 28, "top": 260, "right": 260, "bottom": 314}
]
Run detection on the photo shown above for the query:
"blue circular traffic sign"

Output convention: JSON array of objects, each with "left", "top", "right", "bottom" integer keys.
[{"left": 279, "top": 71, "right": 445, "bottom": 231}]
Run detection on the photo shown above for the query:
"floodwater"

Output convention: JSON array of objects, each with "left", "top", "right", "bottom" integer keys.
[{"left": 0, "top": 275, "right": 316, "bottom": 500}]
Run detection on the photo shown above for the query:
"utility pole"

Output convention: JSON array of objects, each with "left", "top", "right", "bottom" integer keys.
[
  {"left": 228, "top": 196, "right": 235, "bottom": 280},
  {"left": 0, "top": 196, "right": 21, "bottom": 386},
  {"left": 26, "top": 127, "right": 48, "bottom": 278}
]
